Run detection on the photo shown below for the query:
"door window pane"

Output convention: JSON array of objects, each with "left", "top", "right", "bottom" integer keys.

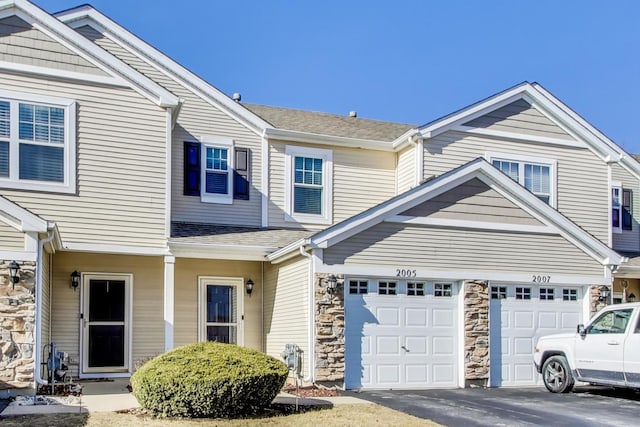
[
  {"left": 207, "top": 326, "right": 237, "bottom": 344},
  {"left": 89, "top": 280, "right": 125, "bottom": 322},
  {"left": 88, "top": 325, "right": 124, "bottom": 367},
  {"left": 206, "top": 285, "right": 235, "bottom": 323}
]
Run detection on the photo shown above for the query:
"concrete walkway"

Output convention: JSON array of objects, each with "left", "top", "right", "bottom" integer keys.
[{"left": 0, "top": 380, "right": 368, "bottom": 417}]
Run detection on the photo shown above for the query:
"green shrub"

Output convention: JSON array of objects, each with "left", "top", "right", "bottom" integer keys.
[{"left": 130, "top": 341, "right": 289, "bottom": 418}]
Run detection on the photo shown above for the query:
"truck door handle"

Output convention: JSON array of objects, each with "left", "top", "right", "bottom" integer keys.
[{"left": 607, "top": 340, "right": 620, "bottom": 345}]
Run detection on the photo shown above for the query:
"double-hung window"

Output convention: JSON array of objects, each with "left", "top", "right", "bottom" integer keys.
[
  {"left": 489, "top": 153, "right": 556, "bottom": 206},
  {"left": 285, "top": 145, "right": 332, "bottom": 224},
  {"left": 0, "top": 91, "right": 76, "bottom": 193},
  {"left": 200, "top": 137, "right": 233, "bottom": 204},
  {"left": 612, "top": 183, "right": 632, "bottom": 233}
]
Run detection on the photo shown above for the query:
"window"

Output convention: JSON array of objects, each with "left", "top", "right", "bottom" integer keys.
[
  {"left": 378, "top": 281, "right": 397, "bottom": 295},
  {"left": 407, "top": 282, "right": 425, "bottom": 296},
  {"left": 516, "top": 287, "right": 531, "bottom": 300},
  {"left": 0, "top": 91, "right": 76, "bottom": 193},
  {"left": 612, "top": 184, "right": 632, "bottom": 232},
  {"left": 539, "top": 288, "right": 554, "bottom": 301},
  {"left": 285, "top": 145, "right": 332, "bottom": 224},
  {"left": 491, "top": 286, "right": 507, "bottom": 299},
  {"left": 489, "top": 153, "right": 556, "bottom": 206},
  {"left": 198, "top": 277, "right": 243, "bottom": 345},
  {"left": 349, "top": 280, "right": 368, "bottom": 294},
  {"left": 434, "top": 283, "right": 452, "bottom": 297},
  {"left": 563, "top": 288, "right": 578, "bottom": 301}
]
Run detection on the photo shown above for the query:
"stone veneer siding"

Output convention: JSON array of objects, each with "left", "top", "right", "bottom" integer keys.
[
  {"left": 590, "top": 285, "right": 611, "bottom": 316},
  {"left": 314, "top": 273, "right": 345, "bottom": 386},
  {"left": 464, "top": 280, "right": 489, "bottom": 387},
  {"left": 0, "top": 260, "right": 36, "bottom": 392}
]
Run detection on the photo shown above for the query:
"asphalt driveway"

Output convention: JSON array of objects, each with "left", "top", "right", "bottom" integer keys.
[{"left": 346, "top": 386, "right": 640, "bottom": 426}]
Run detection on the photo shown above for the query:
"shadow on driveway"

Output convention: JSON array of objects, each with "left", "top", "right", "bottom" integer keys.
[{"left": 345, "top": 386, "right": 640, "bottom": 427}]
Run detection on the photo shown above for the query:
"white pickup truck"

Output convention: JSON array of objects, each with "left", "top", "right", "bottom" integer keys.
[{"left": 534, "top": 302, "right": 640, "bottom": 393}]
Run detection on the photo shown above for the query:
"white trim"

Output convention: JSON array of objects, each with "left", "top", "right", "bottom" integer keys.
[
  {"left": 266, "top": 238, "right": 308, "bottom": 264},
  {"left": 386, "top": 215, "right": 555, "bottom": 234},
  {"left": 164, "top": 110, "right": 172, "bottom": 239},
  {"left": 261, "top": 130, "right": 269, "bottom": 227},
  {"left": 416, "top": 138, "right": 424, "bottom": 186},
  {"left": 284, "top": 145, "right": 333, "bottom": 225},
  {"left": 163, "top": 255, "right": 175, "bottom": 352},
  {"left": 0, "top": 3, "right": 178, "bottom": 107},
  {"left": 608, "top": 165, "right": 613, "bottom": 246},
  {"left": 0, "top": 194, "right": 47, "bottom": 231},
  {"left": 79, "top": 272, "right": 133, "bottom": 377},
  {"left": 61, "top": 242, "right": 169, "bottom": 256},
  {"left": 265, "top": 128, "right": 394, "bottom": 152},
  {"left": 0, "top": 60, "right": 128, "bottom": 87},
  {"left": 200, "top": 136, "right": 234, "bottom": 205},
  {"left": 611, "top": 182, "right": 622, "bottom": 234},
  {"left": 57, "top": 7, "right": 268, "bottom": 133},
  {"left": 485, "top": 151, "right": 558, "bottom": 207},
  {"left": 0, "top": 90, "right": 77, "bottom": 193},
  {"left": 0, "top": 250, "right": 36, "bottom": 261},
  {"left": 197, "top": 276, "right": 245, "bottom": 345},
  {"left": 456, "top": 281, "right": 465, "bottom": 388},
  {"left": 453, "top": 125, "right": 586, "bottom": 149},
  {"left": 169, "top": 242, "right": 275, "bottom": 261}
]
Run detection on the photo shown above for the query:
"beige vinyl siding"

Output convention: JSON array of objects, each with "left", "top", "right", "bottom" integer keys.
[
  {"left": 0, "top": 16, "right": 107, "bottom": 76},
  {"left": 40, "top": 251, "right": 51, "bottom": 363},
  {"left": 268, "top": 139, "right": 396, "bottom": 229},
  {"left": 396, "top": 145, "right": 415, "bottom": 194},
  {"left": 463, "top": 99, "right": 573, "bottom": 140},
  {"left": 611, "top": 162, "right": 640, "bottom": 252},
  {"left": 401, "top": 178, "right": 543, "bottom": 226},
  {"left": 423, "top": 132, "right": 609, "bottom": 243},
  {"left": 0, "top": 222, "right": 23, "bottom": 250},
  {"left": 263, "top": 256, "right": 309, "bottom": 377},
  {"left": 75, "top": 26, "right": 264, "bottom": 226},
  {"left": 324, "top": 223, "right": 603, "bottom": 277},
  {"left": 51, "top": 252, "right": 164, "bottom": 377},
  {"left": 0, "top": 72, "right": 168, "bottom": 247},
  {"left": 174, "top": 259, "right": 263, "bottom": 351}
]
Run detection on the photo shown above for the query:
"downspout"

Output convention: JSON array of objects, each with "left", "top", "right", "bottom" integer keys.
[
  {"left": 299, "top": 245, "right": 314, "bottom": 383},
  {"left": 34, "top": 229, "right": 56, "bottom": 387}
]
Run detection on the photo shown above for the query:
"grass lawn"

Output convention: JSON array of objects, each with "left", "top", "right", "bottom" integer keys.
[{"left": 0, "top": 404, "right": 437, "bottom": 426}]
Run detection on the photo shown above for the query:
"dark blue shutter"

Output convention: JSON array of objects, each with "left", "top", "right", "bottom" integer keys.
[
  {"left": 184, "top": 141, "right": 200, "bottom": 196},
  {"left": 0, "top": 141, "right": 8, "bottom": 177},
  {"left": 233, "top": 148, "right": 250, "bottom": 200},
  {"left": 623, "top": 189, "right": 632, "bottom": 230}
]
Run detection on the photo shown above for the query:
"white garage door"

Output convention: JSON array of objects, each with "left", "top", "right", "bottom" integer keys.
[
  {"left": 345, "top": 279, "right": 458, "bottom": 389},
  {"left": 489, "top": 284, "right": 584, "bottom": 387}
]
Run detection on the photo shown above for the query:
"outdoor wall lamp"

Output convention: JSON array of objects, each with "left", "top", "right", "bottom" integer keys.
[
  {"left": 8, "top": 260, "right": 20, "bottom": 289},
  {"left": 70, "top": 270, "right": 80, "bottom": 291},
  {"left": 325, "top": 274, "right": 338, "bottom": 295},
  {"left": 628, "top": 293, "right": 636, "bottom": 302},
  {"left": 599, "top": 287, "right": 611, "bottom": 302},
  {"left": 245, "top": 278, "right": 254, "bottom": 297}
]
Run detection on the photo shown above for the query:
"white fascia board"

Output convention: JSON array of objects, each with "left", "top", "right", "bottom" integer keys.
[
  {"left": 0, "top": 195, "right": 47, "bottom": 232},
  {"left": 61, "top": 242, "right": 170, "bottom": 256},
  {"left": 265, "top": 238, "right": 309, "bottom": 263},
  {"left": 386, "top": 215, "right": 555, "bottom": 234},
  {"left": 264, "top": 128, "right": 394, "bottom": 151},
  {"left": 0, "top": 60, "right": 128, "bottom": 88},
  {"left": 391, "top": 128, "right": 420, "bottom": 150},
  {"left": 56, "top": 8, "right": 271, "bottom": 135},
  {"left": 169, "top": 242, "right": 275, "bottom": 261},
  {"left": 452, "top": 125, "right": 587, "bottom": 149},
  {"left": 2, "top": 1, "right": 178, "bottom": 108}
]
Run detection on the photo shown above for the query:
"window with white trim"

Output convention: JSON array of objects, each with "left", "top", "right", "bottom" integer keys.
[
  {"left": 0, "top": 91, "right": 76, "bottom": 193},
  {"left": 562, "top": 288, "right": 578, "bottom": 301},
  {"left": 516, "top": 287, "right": 531, "bottom": 300},
  {"left": 349, "top": 280, "right": 368, "bottom": 294},
  {"left": 612, "top": 184, "right": 632, "bottom": 233},
  {"left": 285, "top": 145, "right": 332, "bottom": 224},
  {"left": 539, "top": 288, "right": 554, "bottom": 301},
  {"left": 378, "top": 281, "right": 397, "bottom": 295},
  {"left": 201, "top": 137, "right": 233, "bottom": 204},
  {"left": 434, "top": 283, "right": 452, "bottom": 297},
  {"left": 407, "top": 282, "right": 425, "bottom": 296},
  {"left": 491, "top": 286, "right": 507, "bottom": 299},
  {"left": 489, "top": 153, "right": 556, "bottom": 206}
]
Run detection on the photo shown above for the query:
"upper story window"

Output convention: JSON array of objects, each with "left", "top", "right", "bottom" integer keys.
[
  {"left": 611, "top": 183, "right": 632, "bottom": 233},
  {"left": 285, "top": 145, "right": 332, "bottom": 224},
  {"left": 0, "top": 91, "right": 76, "bottom": 193},
  {"left": 488, "top": 152, "right": 556, "bottom": 207}
]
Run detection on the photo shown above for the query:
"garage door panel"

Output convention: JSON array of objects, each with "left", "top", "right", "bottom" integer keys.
[
  {"left": 405, "top": 336, "right": 428, "bottom": 354},
  {"left": 433, "top": 364, "right": 456, "bottom": 383},
  {"left": 514, "top": 337, "right": 533, "bottom": 355},
  {"left": 514, "top": 311, "right": 534, "bottom": 328},
  {"left": 433, "top": 309, "right": 454, "bottom": 327},
  {"left": 538, "top": 311, "right": 558, "bottom": 329},
  {"left": 377, "top": 336, "right": 400, "bottom": 355},
  {"left": 405, "top": 364, "right": 429, "bottom": 383},
  {"left": 562, "top": 312, "right": 579, "bottom": 328},
  {"left": 514, "top": 363, "right": 535, "bottom": 382},
  {"left": 362, "top": 336, "right": 372, "bottom": 355},
  {"left": 405, "top": 308, "right": 428, "bottom": 326},
  {"left": 432, "top": 336, "right": 455, "bottom": 355},
  {"left": 377, "top": 307, "right": 400, "bottom": 325},
  {"left": 377, "top": 365, "right": 400, "bottom": 384}
]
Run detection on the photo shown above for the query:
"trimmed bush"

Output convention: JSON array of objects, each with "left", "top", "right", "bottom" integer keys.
[{"left": 130, "top": 342, "right": 288, "bottom": 418}]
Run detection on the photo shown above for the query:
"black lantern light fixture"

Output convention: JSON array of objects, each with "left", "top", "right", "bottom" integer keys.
[
  {"left": 8, "top": 260, "right": 20, "bottom": 288},
  {"left": 326, "top": 274, "right": 338, "bottom": 295},
  {"left": 628, "top": 293, "right": 636, "bottom": 302},
  {"left": 245, "top": 278, "right": 254, "bottom": 296},
  {"left": 70, "top": 270, "right": 80, "bottom": 291},
  {"left": 599, "top": 287, "right": 611, "bottom": 302}
]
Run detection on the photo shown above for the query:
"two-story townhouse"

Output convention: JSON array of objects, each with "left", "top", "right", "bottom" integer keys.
[{"left": 0, "top": 0, "right": 639, "bottom": 395}]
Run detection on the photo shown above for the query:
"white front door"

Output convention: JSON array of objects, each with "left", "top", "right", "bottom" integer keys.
[
  {"left": 81, "top": 274, "right": 132, "bottom": 375},
  {"left": 489, "top": 284, "right": 583, "bottom": 387},
  {"left": 198, "top": 276, "right": 244, "bottom": 345},
  {"left": 345, "top": 279, "right": 458, "bottom": 389}
]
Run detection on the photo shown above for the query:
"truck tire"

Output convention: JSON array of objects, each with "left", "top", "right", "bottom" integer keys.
[{"left": 542, "top": 355, "right": 575, "bottom": 393}]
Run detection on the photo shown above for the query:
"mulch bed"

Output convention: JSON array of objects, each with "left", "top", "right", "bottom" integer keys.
[{"left": 281, "top": 385, "right": 342, "bottom": 397}]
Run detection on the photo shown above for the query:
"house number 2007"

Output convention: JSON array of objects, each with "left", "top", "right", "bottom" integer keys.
[
  {"left": 396, "top": 269, "right": 417, "bottom": 278},
  {"left": 532, "top": 275, "right": 551, "bottom": 283}
]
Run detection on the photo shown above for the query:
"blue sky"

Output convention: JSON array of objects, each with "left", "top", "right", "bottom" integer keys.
[{"left": 37, "top": 1, "right": 639, "bottom": 152}]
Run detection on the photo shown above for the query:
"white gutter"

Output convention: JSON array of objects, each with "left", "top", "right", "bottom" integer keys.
[
  {"left": 298, "top": 245, "right": 315, "bottom": 383},
  {"left": 265, "top": 128, "right": 395, "bottom": 152},
  {"left": 34, "top": 228, "right": 56, "bottom": 387}
]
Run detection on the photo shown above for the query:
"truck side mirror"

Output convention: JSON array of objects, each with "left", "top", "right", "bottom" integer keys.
[{"left": 577, "top": 324, "right": 586, "bottom": 337}]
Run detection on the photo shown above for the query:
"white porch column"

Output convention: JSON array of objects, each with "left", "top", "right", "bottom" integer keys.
[{"left": 164, "top": 255, "right": 175, "bottom": 351}]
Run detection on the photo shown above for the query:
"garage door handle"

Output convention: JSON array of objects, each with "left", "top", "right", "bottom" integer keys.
[
  {"left": 401, "top": 345, "right": 409, "bottom": 352},
  {"left": 607, "top": 340, "right": 620, "bottom": 345}
]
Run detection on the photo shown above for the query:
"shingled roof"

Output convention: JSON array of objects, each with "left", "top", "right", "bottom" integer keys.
[
  {"left": 170, "top": 222, "right": 312, "bottom": 248},
  {"left": 243, "top": 103, "right": 416, "bottom": 142}
]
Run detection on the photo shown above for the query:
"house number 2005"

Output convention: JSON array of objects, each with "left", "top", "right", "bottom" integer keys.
[
  {"left": 396, "top": 269, "right": 417, "bottom": 278},
  {"left": 532, "top": 275, "right": 551, "bottom": 283}
]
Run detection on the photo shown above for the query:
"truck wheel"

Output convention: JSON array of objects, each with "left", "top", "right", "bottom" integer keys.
[{"left": 542, "top": 355, "right": 575, "bottom": 393}]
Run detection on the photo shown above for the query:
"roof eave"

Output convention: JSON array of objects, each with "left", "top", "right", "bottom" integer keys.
[{"left": 264, "top": 128, "right": 395, "bottom": 151}]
